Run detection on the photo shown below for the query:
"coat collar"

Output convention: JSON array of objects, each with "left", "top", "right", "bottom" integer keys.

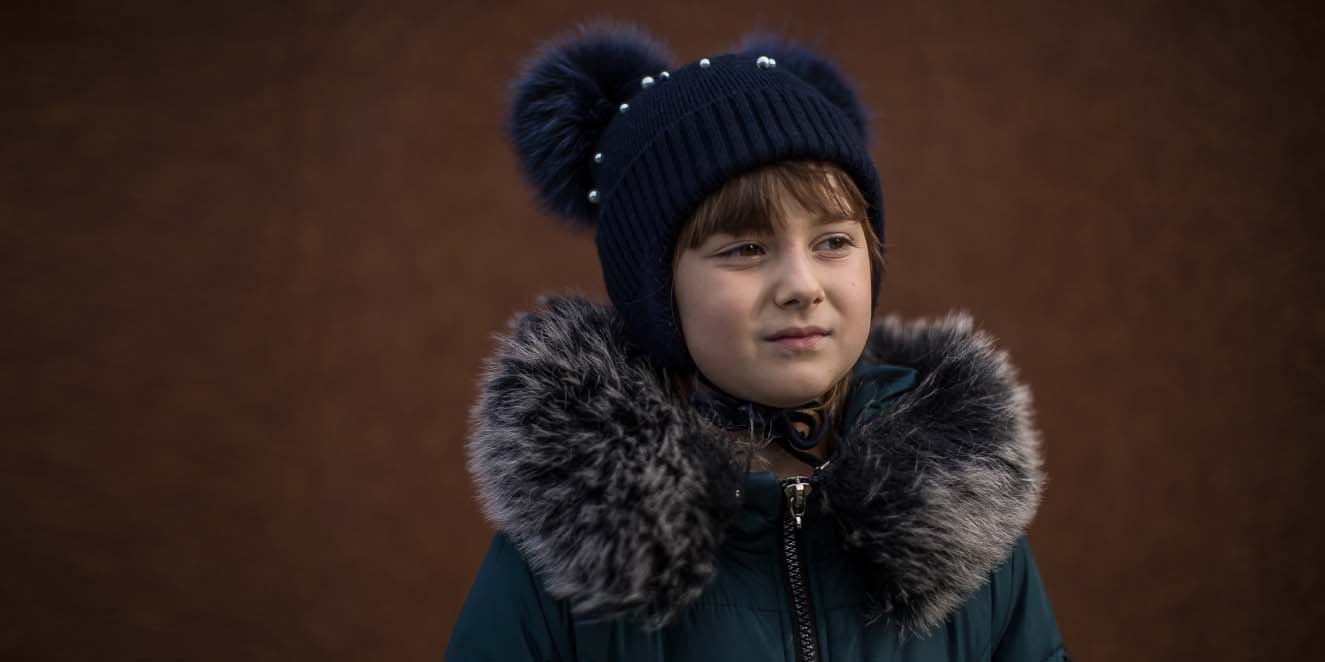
[{"left": 466, "top": 295, "right": 1045, "bottom": 635}]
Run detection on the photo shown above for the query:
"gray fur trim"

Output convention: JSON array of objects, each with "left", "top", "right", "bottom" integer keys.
[
  {"left": 466, "top": 295, "right": 1045, "bottom": 633},
  {"left": 466, "top": 296, "right": 745, "bottom": 628},
  {"left": 823, "top": 311, "right": 1046, "bottom": 636}
]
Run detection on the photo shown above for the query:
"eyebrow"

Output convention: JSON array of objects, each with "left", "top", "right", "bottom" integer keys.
[
  {"left": 703, "top": 214, "right": 863, "bottom": 244},
  {"left": 812, "top": 214, "right": 864, "bottom": 226},
  {"left": 712, "top": 217, "right": 855, "bottom": 238}
]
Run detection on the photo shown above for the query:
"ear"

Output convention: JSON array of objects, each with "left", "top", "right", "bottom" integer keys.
[
  {"left": 735, "top": 34, "right": 870, "bottom": 143},
  {"left": 507, "top": 23, "right": 673, "bottom": 227}
]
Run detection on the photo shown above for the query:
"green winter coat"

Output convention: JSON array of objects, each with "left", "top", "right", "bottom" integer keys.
[{"left": 448, "top": 296, "right": 1067, "bottom": 661}]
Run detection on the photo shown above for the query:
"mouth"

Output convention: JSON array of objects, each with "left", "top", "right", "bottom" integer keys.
[
  {"left": 765, "top": 326, "right": 831, "bottom": 341},
  {"left": 764, "top": 326, "right": 831, "bottom": 351}
]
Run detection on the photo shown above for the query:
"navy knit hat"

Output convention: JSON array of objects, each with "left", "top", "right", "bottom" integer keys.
[{"left": 507, "top": 25, "right": 885, "bottom": 370}]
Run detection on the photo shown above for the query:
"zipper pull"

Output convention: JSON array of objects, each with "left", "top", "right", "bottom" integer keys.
[{"left": 781, "top": 477, "right": 812, "bottom": 530}]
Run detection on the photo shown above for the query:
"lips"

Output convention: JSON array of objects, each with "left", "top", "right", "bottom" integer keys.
[
  {"left": 765, "top": 326, "right": 831, "bottom": 341},
  {"left": 767, "top": 329, "right": 830, "bottom": 352}
]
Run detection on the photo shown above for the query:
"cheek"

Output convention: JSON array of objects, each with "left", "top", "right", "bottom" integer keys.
[
  {"left": 676, "top": 260, "right": 728, "bottom": 341},
  {"left": 839, "top": 257, "right": 875, "bottom": 338},
  {"left": 675, "top": 263, "right": 754, "bottom": 365},
  {"left": 683, "top": 282, "right": 745, "bottom": 340}
]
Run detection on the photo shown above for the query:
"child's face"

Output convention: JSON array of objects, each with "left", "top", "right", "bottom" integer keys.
[{"left": 673, "top": 189, "right": 873, "bottom": 408}]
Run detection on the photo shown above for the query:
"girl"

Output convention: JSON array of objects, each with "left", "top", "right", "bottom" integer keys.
[{"left": 448, "top": 25, "right": 1067, "bottom": 662}]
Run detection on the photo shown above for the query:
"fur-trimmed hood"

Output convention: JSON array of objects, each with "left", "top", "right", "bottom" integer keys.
[{"left": 466, "top": 295, "right": 1045, "bottom": 636}]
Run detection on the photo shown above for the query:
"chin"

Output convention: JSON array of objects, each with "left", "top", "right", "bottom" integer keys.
[
  {"left": 759, "top": 393, "right": 822, "bottom": 408},
  {"left": 754, "top": 372, "right": 835, "bottom": 407}
]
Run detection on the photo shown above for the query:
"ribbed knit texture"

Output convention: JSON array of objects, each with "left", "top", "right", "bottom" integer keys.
[{"left": 589, "top": 53, "right": 884, "bottom": 370}]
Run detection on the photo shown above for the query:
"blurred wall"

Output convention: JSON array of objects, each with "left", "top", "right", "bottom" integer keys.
[{"left": 3, "top": 1, "right": 1321, "bottom": 659}]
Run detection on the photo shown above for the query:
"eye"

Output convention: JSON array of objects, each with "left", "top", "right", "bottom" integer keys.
[
  {"left": 817, "top": 234, "right": 857, "bottom": 253},
  {"left": 718, "top": 242, "right": 765, "bottom": 259}
]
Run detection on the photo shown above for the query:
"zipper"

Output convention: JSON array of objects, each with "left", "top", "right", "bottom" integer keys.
[{"left": 780, "top": 475, "right": 821, "bottom": 662}]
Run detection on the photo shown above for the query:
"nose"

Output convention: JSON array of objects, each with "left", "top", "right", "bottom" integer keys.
[{"left": 773, "top": 248, "right": 825, "bottom": 309}]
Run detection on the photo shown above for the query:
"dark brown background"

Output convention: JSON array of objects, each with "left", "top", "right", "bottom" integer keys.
[{"left": 4, "top": 1, "right": 1322, "bottom": 660}]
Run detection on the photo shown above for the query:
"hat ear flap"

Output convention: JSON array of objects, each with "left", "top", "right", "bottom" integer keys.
[
  {"left": 507, "top": 24, "right": 673, "bottom": 227},
  {"left": 736, "top": 34, "right": 870, "bottom": 143}
]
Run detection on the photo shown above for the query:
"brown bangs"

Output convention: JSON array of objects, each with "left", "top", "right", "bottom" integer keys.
[
  {"left": 672, "top": 160, "right": 886, "bottom": 284},
  {"left": 677, "top": 160, "right": 872, "bottom": 250}
]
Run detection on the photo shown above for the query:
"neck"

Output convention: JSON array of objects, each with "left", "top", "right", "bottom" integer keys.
[
  {"left": 687, "top": 374, "right": 836, "bottom": 477},
  {"left": 753, "top": 429, "right": 833, "bottom": 478}
]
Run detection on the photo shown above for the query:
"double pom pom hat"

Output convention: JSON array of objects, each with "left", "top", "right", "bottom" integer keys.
[{"left": 507, "top": 25, "right": 886, "bottom": 370}]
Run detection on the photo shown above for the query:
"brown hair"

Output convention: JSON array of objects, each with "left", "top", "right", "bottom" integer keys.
[
  {"left": 666, "top": 160, "right": 887, "bottom": 451},
  {"left": 674, "top": 160, "right": 885, "bottom": 270}
]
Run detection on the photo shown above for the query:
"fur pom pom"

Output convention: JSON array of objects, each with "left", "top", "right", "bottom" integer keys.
[
  {"left": 507, "top": 24, "right": 673, "bottom": 227},
  {"left": 736, "top": 34, "right": 871, "bottom": 143}
]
